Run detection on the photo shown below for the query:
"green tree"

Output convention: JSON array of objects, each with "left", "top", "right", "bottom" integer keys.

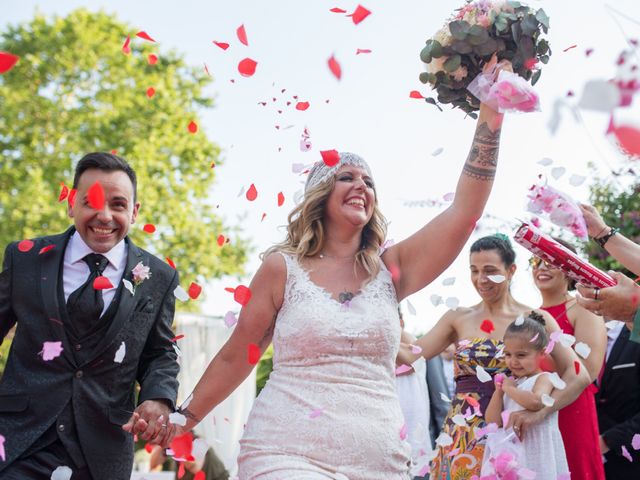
[
  {"left": 0, "top": 9, "right": 249, "bottom": 301},
  {"left": 585, "top": 169, "right": 640, "bottom": 277}
]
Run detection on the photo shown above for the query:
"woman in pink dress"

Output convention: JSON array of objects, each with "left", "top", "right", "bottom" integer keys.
[{"left": 531, "top": 239, "right": 607, "bottom": 480}]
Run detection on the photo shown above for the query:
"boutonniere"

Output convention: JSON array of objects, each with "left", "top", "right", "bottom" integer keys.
[{"left": 123, "top": 261, "right": 152, "bottom": 295}]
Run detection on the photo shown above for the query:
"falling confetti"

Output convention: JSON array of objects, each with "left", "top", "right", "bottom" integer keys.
[
  {"left": 574, "top": 341, "right": 591, "bottom": 359},
  {"left": 431, "top": 147, "right": 444, "bottom": 156},
  {"left": 568, "top": 174, "right": 586, "bottom": 186},
  {"left": 93, "top": 276, "right": 114, "bottom": 290},
  {"left": 410, "top": 90, "right": 425, "bottom": 99},
  {"left": 148, "top": 54, "right": 158, "bottom": 65},
  {"left": 538, "top": 157, "right": 553, "bottom": 166},
  {"left": 58, "top": 183, "right": 69, "bottom": 202},
  {"left": 246, "top": 184, "right": 258, "bottom": 201},
  {"left": 238, "top": 58, "right": 258, "bottom": 77},
  {"left": 550, "top": 166, "right": 566, "bottom": 179},
  {"left": 217, "top": 234, "right": 226, "bottom": 246},
  {"left": 121, "top": 36, "right": 131, "bottom": 55},
  {"left": 327, "top": 55, "right": 342, "bottom": 80},
  {"left": 174, "top": 285, "right": 190, "bottom": 302},
  {"left": 18, "top": 239, "right": 34, "bottom": 252},
  {"left": 39, "top": 245, "right": 55, "bottom": 255},
  {"left": 40, "top": 341, "right": 64, "bottom": 361},
  {"left": 224, "top": 311, "right": 238, "bottom": 328},
  {"left": 349, "top": 5, "right": 372, "bottom": 25},
  {"left": 442, "top": 277, "right": 456, "bottom": 286},
  {"left": 562, "top": 44, "right": 577, "bottom": 52},
  {"left": 188, "top": 121, "right": 198, "bottom": 134},
  {"left": 136, "top": 31, "right": 156, "bottom": 42},
  {"left": 114, "top": 342, "right": 126, "bottom": 363},
  {"left": 487, "top": 274, "right": 506, "bottom": 283},
  {"left": 213, "top": 41, "right": 230, "bottom": 50},
  {"left": 541, "top": 393, "right": 555, "bottom": 407},
  {"left": 330, "top": 7, "right": 347, "bottom": 13},
  {"left": 406, "top": 299, "right": 417, "bottom": 315},
  {"left": 445, "top": 297, "right": 459, "bottom": 309},
  {"left": 166, "top": 257, "right": 176, "bottom": 269},
  {"left": 480, "top": 319, "right": 495, "bottom": 334},
  {"left": 143, "top": 223, "right": 156, "bottom": 233},
  {"left": 399, "top": 423, "right": 408, "bottom": 440},
  {"left": 295, "top": 101, "right": 310, "bottom": 111},
  {"left": 233, "top": 285, "right": 252, "bottom": 305},
  {"left": 247, "top": 343, "right": 261, "bottom": 364},
  {"left": 277, "top": 192, "right": 285, "bottom": 206},
  {"left": 51, "top": 466, "right": 73, "bottom": 480},
  {"left": 430, "top": 294, "right": 443, "bottom": 307},
  {"left": 476, "top": 365, "right": 492, "bottom": 383},
  {"left": 169, "top": 412, "right": 187, "bottom": 427},
  {"left": 396, "top": 364, "right": 412, "bottom": 375},
  {"left": 356, "top": 48, "right": 372, "bottom": 55},
  {"left": 236, "top": 24, "right": 249, "bottom": 46},
  {"left": 0, "top": 52, "right": 19, "bottom": 74},
  {"left": 320, "top": 149, "right": 340, "bottom": 167},
  {"left": 188, "top": 282, "right": 202, "bottom": 300},
  {"left": 87, "top": 181, "right": 105, "bottom": 210},
  {"left": 123, "top": 279, "right": 134, "bottom": 295}
]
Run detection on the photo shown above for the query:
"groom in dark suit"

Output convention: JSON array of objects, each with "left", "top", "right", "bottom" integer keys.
[
  {"left": 0, "top": 152, "right": 180, "bottom": 479},
  {"left": 595, "top": 320, "right": 640, "bottom": 478}
]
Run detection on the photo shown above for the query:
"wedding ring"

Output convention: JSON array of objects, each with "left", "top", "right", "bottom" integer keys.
[{"left": 594, "top": 288, "right": 600, "bottom": 300}]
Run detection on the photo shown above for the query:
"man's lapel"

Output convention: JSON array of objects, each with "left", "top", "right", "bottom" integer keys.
[
  {"left": 602, "top": 326, "right": 630, "bottom": 390},
  {"left": 39, "top": 227, "right": 76, "bottom": 367},
  {"left": 83, "top": 238, "right": 144, "bottom": 364}
]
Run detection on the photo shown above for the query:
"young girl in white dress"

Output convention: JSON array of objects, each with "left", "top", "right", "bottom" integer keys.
[{"left": 484, "top": 312, "right": 570, "bottom": 479}]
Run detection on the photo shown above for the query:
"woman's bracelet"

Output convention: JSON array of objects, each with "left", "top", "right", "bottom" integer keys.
[{"left": 594, "top": 227, "right": 619, "bottom": 248}]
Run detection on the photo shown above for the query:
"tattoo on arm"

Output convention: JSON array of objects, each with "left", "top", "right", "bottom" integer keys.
[
  {"left": 463, "top": 121, "right": 501, "bottom": 181},
  {"left": 178, "top": 407, "right": 201, "bottom": 423}
]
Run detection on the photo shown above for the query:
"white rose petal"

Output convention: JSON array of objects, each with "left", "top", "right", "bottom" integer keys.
[
  {"left": 439, "top": 392, "right": 451, "bottom": 403},
  {"left": 538, "top": 157, "right": 553, "bottom": 166},
  {"left": 430, "top": 294, "right": 443, "bottom": 307},
  {"left": 445, "top": 297, "right": 459, "bottom": 310},
  {"left": 236, "top": 186, "right": 245, "bottom": 197},
  {"left": 476, "top": 365, "right": 492, "bottom": 383},
  {"left": 435, "top": 432, "right": 453, "bottom": 447},
  {"left": 169, "top": 412, "right": 187, "bottom": 426},
  {"left": 569, "top": 174, "right": 586, "bottom": 187},
  {"left": 174, "top": 286, "right": 190, "bottom": 302},
  {"left": 452, "top": 414, "right": 467, "bottom": 427},
  {"left": 406, "top": 299, "right": 417, "bottom": 316},
  {"left": 291, "top": 163, "right": 306, "bottom": 173},
  {"left": 578, "top": 79, "right": 622, "bottom": 112},
  {"left": 487, "top": 274, "right": 506, "bottom": 283},
  {"left": 514, "top": 315, "right": 525, "bottom": 326},
  {"left": 559, "top": 333, "right": 576, "bottom": 348},
  {"left": 192, "top": 438, "right": 209, "bottom": 462},
  {"left": 575, "top": 342, "right": 591, "bottom": 359},
  {"left": 224, "top": 310, "right": 238, "bottom": 328},
  {"left": 114, "top": 342, "right": 126, "bottom": 364},
  {"left": 123, "top": 279, "right": 135, "bottom": 295},
  {"left": 181, "top": 394, "right": 193, "bottom": 409},
  {"left": 551, "top": 166, "right": 566, "bottom": 180},
  {"left": 549, "top": 372, "right": 567, "bottom": 390},
  {"left": 442, "top": 277, "right": 456, "bottom": 286},
  {"left": 541, "top": 393, "right": 555, "bottom": 407},
  {"left": 431, "top": 147, "right": 444, "bottom": 157},
  {"left": 51, "top": 466, "right": 73, "bottom": 480}
]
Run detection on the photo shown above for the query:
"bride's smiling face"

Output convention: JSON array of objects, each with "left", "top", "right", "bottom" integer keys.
[{"left": 324, "top": 166, "right": 376, "bottom": 228}]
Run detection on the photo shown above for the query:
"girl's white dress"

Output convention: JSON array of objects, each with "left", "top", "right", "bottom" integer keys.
[{"left": 501, "top": 372, "right": 570, "bottom": 478}]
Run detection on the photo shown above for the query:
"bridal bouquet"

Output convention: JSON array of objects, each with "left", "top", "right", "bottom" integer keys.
[{"left": 419, "top": 0, "right": 550, "bottom": 116}]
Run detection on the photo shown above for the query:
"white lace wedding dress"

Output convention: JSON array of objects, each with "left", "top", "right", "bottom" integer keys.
[{"left": 237, "top": 253, "right": 411, "bottom": 479}]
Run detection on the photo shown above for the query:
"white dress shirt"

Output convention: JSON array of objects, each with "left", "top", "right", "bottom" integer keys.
[
  {"left": 605, "top": 320, "right": 625, "bottom": 362},
  {"left": 63, "top": 231, "right": 127, "bottom": 316}
]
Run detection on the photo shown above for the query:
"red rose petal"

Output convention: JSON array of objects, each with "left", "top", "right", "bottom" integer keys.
[
  {"left": 178, "top": 462, "right": 185, "bottom": 478},
  {"left": 480, "top": 319, "right": 495, "bottom": 334},
  {"left": 261, "top": 212, "right": 267, "bottom": 222},
  {"left": 136, "top": 31, "right": 156, "bottom": 43},
  {"left": 172, "top": 334, "right": 185, "bottom": 342},
  {"left": 330, "top": 7, "right": 347, "bottom": 13},
  {"left": 204, "top": 63, "right": 211, "bottom": 76},
  {"left": 349, "top": 5, "right": 371, "bottom": 25},
  {"left": 246, "top": 184, "right": 258, "bottom": 201},
  {"left": 328, "top": 55, "right": 341, "bottom": 80},
  {"left": 147, "top": 54, "right": 158, "bottom": 65},
  {"left": 277, "top": 192, "right": 285, "bottom": 207},
  {"left": 217, "top": 234, "right": 225, "bottom": 247},
  {"left": 146, "top": 87, "right": 155, "bottom": 98},
  {"left": 18, "top": 240, "right": 34, "bottom": 252},
  {"left": 613, "top": 125, "right": 640, "bottom": 157},
  {"left": 87, "top": 181, "right": 105, "bottom": 210},
  {"left": 194, "top": 471, "right": 205, "bottom": 480},
  {"left": 0, "top": 52, "right": 19, "bottom": 74},
  {"left": 409, "top": 90, "right": 425, "bottom": 99},
  {"left": 188, "top": 120, "right": 198, "bottom": 134},
  {"left": 295, "top": 101, "right": 310, "bottom": 111},
  {"left": 356, "top": 48, "right": 371, "bottom": 55},
  {"left": 562, "top": 44, "right": 577, "bottom": 52},
  {"left": 165, "top": 257, "right": 176, "bottom": 269},
  {"left": 236, "top": 24, "right": 248, "bottom": 46},
  {"left": 188, "top": 282, "right": 202, "bottom": 300},
  {"left": 68, "top": 189, "right": 77, "bottom": 208},
  {"left": 170, "top": 433, "right": 193, "bottom": 460},
  {"left": 320, "top": 149, "right": 340, "bottom": 167},
  {"left": 122, "top": 36, "right": 131, "bottom": 55},
  {"left": 144, "top": 443, "right": 154, "bottom": 454},
  {"left": 574, "top": 360, "right": 581, "bottom": 375},
  {"left": 233, "top": 285, "right": 252, "bottom": 306},
  {"left": 143, "top": 223, "right": 156, "bottom": 233},
  {"left": 238, "top": 58, "right": 258, "bottom": 77},
  {"left": 58, "top": 183, "right": 69, "bottom": 202},
  {"left": 524, "top": 58, "right": 538, "bottom": 70},
  {"left": 39, "top": 245, "right": 55, "bottom": 255},
  {"left": 224, "top": 287, "right": 235, "bottom": 293},
  {"left": 247, "top": 343, "right": 261, "bottom": 365},
  {"left": 213, "top": 41, "right": 230, "bottom": 50},
  {"left": 93, "top": 276, "right": 114, "bottom": 290}
]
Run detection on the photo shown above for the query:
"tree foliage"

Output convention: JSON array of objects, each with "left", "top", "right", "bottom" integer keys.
[
  {"left": 586, "top": 168, "right": 640, "bottom": 277},
  {"left": 0, "top": 9, "right": 249, "bottom": 306}
]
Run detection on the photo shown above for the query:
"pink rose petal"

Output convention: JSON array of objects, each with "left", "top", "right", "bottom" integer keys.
[{"left": 40, "top": 341, "right": 64, "bottom": 361}]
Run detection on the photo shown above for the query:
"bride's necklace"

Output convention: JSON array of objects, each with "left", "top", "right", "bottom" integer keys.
[{"left": 318, "top": 252, "right": 357, "bottom": 260}]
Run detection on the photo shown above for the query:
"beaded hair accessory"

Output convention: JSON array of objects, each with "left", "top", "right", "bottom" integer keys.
[{"left": 304, "top": 152, "right": 373, "bottom": 192}]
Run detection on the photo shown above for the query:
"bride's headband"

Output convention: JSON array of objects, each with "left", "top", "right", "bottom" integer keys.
[{"left": 304, "top": 152, "right": 373, "bottom": 192}]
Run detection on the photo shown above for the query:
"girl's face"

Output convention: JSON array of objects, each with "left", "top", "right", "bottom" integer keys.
[
  {"left": 503, "top": 336, "right": 544, "bottom": 378},
  {"left": 469, "top": 249, "right": 515, "bottom": 301}
]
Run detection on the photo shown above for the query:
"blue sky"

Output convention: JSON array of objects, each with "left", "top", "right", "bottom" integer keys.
[{"left": 3, "top": 0, "right": 638, "bottom": 332}]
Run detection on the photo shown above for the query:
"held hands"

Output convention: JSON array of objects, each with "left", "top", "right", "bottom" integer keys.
[{"left": 122, "top": 399, "right": 175, "bottom": 448}]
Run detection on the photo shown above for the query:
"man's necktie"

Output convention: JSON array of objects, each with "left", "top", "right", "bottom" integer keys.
[{"left": 67, "top": 253, "right": 109, "bottom": 336}]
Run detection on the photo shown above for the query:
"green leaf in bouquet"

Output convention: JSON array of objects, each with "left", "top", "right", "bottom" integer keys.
[
  {"left": 468, "top": 25, "right": 490, "bottom": 46},
  {"left": 535, "top": 9, "right": 550, "bottom": 29},
  {"left": 536, "top": 38, "right": 549, "bottom": 55},
  {"left": 518, "top": 35, "right": 535, "bottom": 59},
  {"left": 473, "top": 38, "right": 498, "bottom": 57},
  {"left": 431, "top": 40, "right": 444, "bottom": 58},
  {"left": 443, "top": 54, "right": 462, "bottom": 72},
  {"left": 539, "top": 54, "right": 550, "bottom": 64},
  {"left": 419, "top": 71, "right": 437, "bottom": 85},
  {"left": 420, "top": 45, "right": 432, "bottom": 64},
  {"left": 449, "top": 20, "right": 470, "bottom": 40},
  {"left": 521, "top": 14, "right": 539, "bottom": 36},
  {"left": 507, "top": 1, "right": 522, "bottom": 8},
  {"left": 494, "top": 14, "right": 509, "bottom": 33},
  {"left": 424, "top": 97, "right": 443, "bottom": 112},
  {"left": 451, "top": 40, "right": 474, "bottom": 54},
  {"left": 531, "top": 69, "right": 542, "bottom": 86}
]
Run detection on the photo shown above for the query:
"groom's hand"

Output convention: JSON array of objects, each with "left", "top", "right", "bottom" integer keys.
[{"left": 122, "top": 399, "right": 172, "bottom": 444}]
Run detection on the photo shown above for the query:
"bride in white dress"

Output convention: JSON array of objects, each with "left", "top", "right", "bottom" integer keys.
[{"left": 158, "top": 101, "right": 505, "bottom": 478}]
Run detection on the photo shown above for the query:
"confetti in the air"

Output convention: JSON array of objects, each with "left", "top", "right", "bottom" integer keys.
[
  {"left": 277, "top": 192, "right": 285, "bottom": 207},
  {"left": 146, "top": 87, "right": 155, "bottom": 98},
  {"left": 18, "top": 239, "right": 34, "bottom": 252},
  {"left": 174, "top": 285, "right": 190, "bottom": 302},
  {"left": 399, "top": 423, "right": 408, "bottom": 440},
  {"left": 247, "top": 343, "right": 261, "bottom": 364},
  {"left": 246, "top": 184, "right": 258, "bottom": 201},
  {"left": 51, "top": 466, "right": 73, "bottom": 480},
  {"left": 58, "top": 183, "right": 69, "bottom": 202},
  {"left": 238, "top": 58, "right": 258, "bottom": 77},
  {"left": 487, "top": 274, "right": 506, "bottom": 283},
  {"left": 442, "top": 277, "right": 456, "bottom": 286},
  {"left": 296, "top": 101, "right": 310, "bottom": 111},
  {"left": 114, "top": 342, "right": 126, "bottom": 363},
  {"left": 309, "top": 408, "right": 324, "bottom": 418},
  {"left": 356, "top": 48, "right": 371, "bottom": 55},
  {"left": 213, "top": 41, "right": 230, "bottom": 50},
  {"left": 396, "top": 364, "right": 412, "bottom": 375},
  {"left": 476, "top": 365, "right": 492, "bottom": 383},
  {"left": 541, "top": 393, "right": 555, "bottom": 407},
  {"left": 148, "top": 54, "right": 158, "bottom": 65},
  {"left": 143, "top": 223, "right": 156, "bottom": 233},
  {"left": 431, "top": 147, "right": 444, "bottom": 156},
  {"left": 575, "top": 341, "right": 591, "bottom": 359},
  {"left": 0, "top": 52, "right": 19, "bottom": 74},
  {"left": 224, "top": 311, "right": 238, "bottom": 328},
  {"left": 136, "top": 31, "right": 156, "bottom": 42},
  {"left": 410, "top": 90, "right": 425, "bottom": 99},
  {"left": 551, "top": 166, "right": 566, "bottom": 179},
  {"left": 328, "top": 55, "right": 342, "bottom": 80},
  {"left": 406, "top": 299, "right": 416, "bottom": 315},
  {"left": 349, "top": 5, "right": 372, "bottom": 25},
  {"left": 480, "top": 319, "right": 495, "bottom": 334},
  {"left": 40, "top": 341, "right": 64, "bottom": 361},
  {"left": 188, "top": 121, "right": 198, "bottom": 134},
  {"left": 233, "top": 285, "right": 252, "bottom": 306},
  {"left": 188, "top": 282, "right": 202, "bottom": 300},
  {"left": 320, "top": 149, "right": 340, "bottom": 167},
  {"left": 121, "top": 36, "right": 131, "bottom": 55},
  {"left": 445, "top": 297, "right": 459, "bottom": 309},
  {"left": 538, "top": 157, "right": 553, "bottom": 166},
  {"left": 236, "top": 24, "right": 249, "bottom": 46},
  {"left": 87, "top": 181, "right": 105, "bottom": 210},
  {"left": 169, "top": 412, "right": 187, "bottom": 426},
  {"left": 93, "top": 276, "right": 114, "bottom": 290},
  {"left": 430, "top": 294, "right": 443, "bottom": 307}
]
